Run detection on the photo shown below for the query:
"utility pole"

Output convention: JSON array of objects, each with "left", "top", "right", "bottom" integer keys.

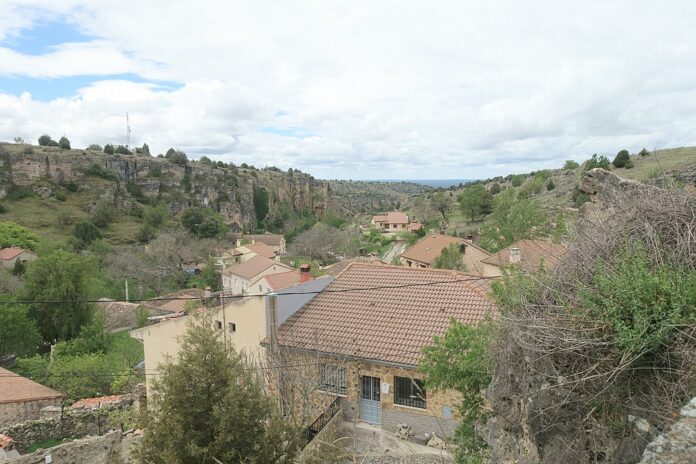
[
  {"left": 125, "top": 279, "right": 129, "bottom": 302},
  {"left": 126, "top": 112, "right": 131, "bottom": 149}
]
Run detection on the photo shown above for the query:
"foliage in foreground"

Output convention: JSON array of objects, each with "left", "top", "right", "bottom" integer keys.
[
  {"left": 479, "top": 189, "right": 545, "bottom": 252},
  {"left": 420, "top": 318, "right": 495, "bottom": 463},
  {"left": 433, "top": 243, "right": 467, "bottom": 271},
  {"left": 135, "top": 315, "right": 301, "bottom": 464}
]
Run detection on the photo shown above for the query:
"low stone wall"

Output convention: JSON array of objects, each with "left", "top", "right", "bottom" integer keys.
[
  {"left": 0, "top": 398, "right": 63, "bottom": 429},
  {"left": 0, "top": 405, "right": 129, "bottom": 453},
  {"left": 5, "top": 431, "right": 126, "bottom": 464},
  {"left": 382, "top": 408, "right": 458, "bottom": 440}
]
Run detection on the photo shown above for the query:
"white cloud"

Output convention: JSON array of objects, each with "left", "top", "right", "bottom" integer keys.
[{"left": 1, "top": 0, "right": 696, "bottom": 179}]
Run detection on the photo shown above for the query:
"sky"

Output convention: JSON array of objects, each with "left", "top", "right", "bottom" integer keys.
[{"left": 1, "top": 1, "right": 695, "bottom": 180}]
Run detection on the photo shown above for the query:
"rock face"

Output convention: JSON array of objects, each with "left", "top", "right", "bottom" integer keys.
[
  {"left": 0, "top": 144, "right": 329, "bottom": 230},
  {"left": 639, "top": 398, "right": 696, "bottom": 464}
]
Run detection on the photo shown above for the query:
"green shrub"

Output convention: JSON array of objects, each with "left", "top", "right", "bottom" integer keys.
[
  {"left": 114, "top": 145, "right": 131, "bottom": 155},
  {"left": 582, "top": 241, "right": 696, "bottom": 356},
  {"left": 46, "top": 140, "right": 59, "bottom": 147},
  {"left": 136, "top": 224, "right": 156, "bottom": 243},
  {"left": 22, "top": 146, "right": 34, "bottom": 155},
  {"left": 87, "top": 144, "right": 103, "bottom": 151},
  {"left": 54, "top": 192, "right": 66, "bottom": 201},
  {"left": 612, "top": 149, "right": 631, "bottom": 168},
  {"left": 510, "top": 174, "right": 525, "bottom": 187},
  {"left": 584, "top": 153, "right": 611, "bottom": 171},
  {"left": 0, "top": 221, "right": 40, "bottom": 250},
  {"left": 489, "top": 182, "right": 501, "bottom": 195},
  {"left": 62, "top": 180, "right": 79, "bottom": 192},
  {"left": 58, "top": 136, "right": 71, "bottom": 150},
  {"left": 37, "top": 134, "right": 52, "bottom": 146},
  {"left": 639, "top": 148, "right": 650, "bottom": 157},
  {"left": 563, "top": 160, "right": 579, "bottom": 170},
  {"left": 5, "top": 185, "right": 34, "bottom": 200},
  {"left": 546, "top": 179, "right": 555, "bottom": 191},
  {"left": 571, "top": 187, "right": 590, "bottom": 207},
  {"left": 85, "top": 163, "right": 117, "bottom": 180},
  {"left": 103, "top": 144, "right": 115, "bottom": 155},
  {"left": 72, "top": 221, "right": 102, "bottom": 248},
  {"left": 90, "top": 199, "right": 117, "bottom": 228}
]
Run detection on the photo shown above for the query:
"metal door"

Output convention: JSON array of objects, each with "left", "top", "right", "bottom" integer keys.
[{"left": 360, "top": 376, "right": 381, "bottom": 424}]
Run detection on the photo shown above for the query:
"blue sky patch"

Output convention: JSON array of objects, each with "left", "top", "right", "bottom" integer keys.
[
  {"left": 0, "top": 74, "right": 182, "bottom": 101},
  {"left": 2, "top": 19, "right": 93, "bottom": 55}
]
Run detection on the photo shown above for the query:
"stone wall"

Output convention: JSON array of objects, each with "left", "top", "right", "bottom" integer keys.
[
  {"left": 0, "top": 405, "right": 130, "bottom": 453},
  {"left": 5, "top": 431, "right": 128, "bottom": 464},
  {"left": 639, "top": 397, "right": 696, "bottom": 464},
  {"left": 0, "top": 398, "right": 62, "bottom": 429}
]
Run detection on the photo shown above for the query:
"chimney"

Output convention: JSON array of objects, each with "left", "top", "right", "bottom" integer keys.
[
  {"left": 509, "top": 247, "right": 521, "bottom": 264},
  {"left": 299, "top": 264, "right": 312, "bottom": 282},
  {"left": 466, "top": 234, "right": 474, "bottom": 242}
]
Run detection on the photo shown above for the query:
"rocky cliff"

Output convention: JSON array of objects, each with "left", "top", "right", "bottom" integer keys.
[{"left": 0, "top": 143, "right": 331, "bottom": 231}]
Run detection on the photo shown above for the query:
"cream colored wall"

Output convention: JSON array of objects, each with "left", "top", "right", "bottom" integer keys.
[
  {"left": 223, "top": 264, "right": 289, "bottom": 295},
  {"left": 482, "top": 262, "right": 503, "bottom": 277},
  {"left": 462, "top": 245, "right": 490, "bottom": 275},
  {"left": 131, "top": 296, "right": 268, "bottom": 395}
]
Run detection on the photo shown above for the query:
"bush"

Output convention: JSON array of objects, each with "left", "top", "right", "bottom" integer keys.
[
  {"left": 46, "top": 140, "right": 59, "bottom": 147},
  {"left": 85, "top": 163, "right": 117, "bottom": 180},
  {"left": 612, "top": 149, "right": 631, "bottom": 168},
  {"left": 563, "top": 160, "right": 579, "bottom": 170},
  {"left": 87, "top": 144, "right": 103, "bottom": 151},
  {"left": 546, "top": 179, "right": 555, "bottom": 191},
  {"left": 510, "top": 174, "right": 525, "bottom": 187},
  {"left": 58, "top": 136, "right": 71, "bottom": 150},
  {"left": 180, "top": 207, "right": 227, "bottom": 238},
  {"left": 136, "top": 224, "right": 157, "bottom": 243},
  {"left": 114, "top": 145, "right": 131, "bottom": 155},
  {"left": 165, "top": 148, "right": 188, "bottom": 166},
  {"left": 639, "top": 148, "right": 650, "bottom": 157},
  {"left": 103, "top": 144, "right": 115, "bottom": 155},
  {"left": 54, "top": 192, "right": 66, "bottom": 201},
  {"left": 91, "top": 199, "right": 117, "bottom": 228},
  {"left": 5, "top": 185, "right": 34, "bottom": 200},
  {"left": 72, "top": 221, "right": 102, "bottom": 248},
  {"left": 489, "top": 182, "right": 501, "bottom": 195},
  {"left": 144, "top": 206, "right": 167, "bottom": 227},
  {"left": 37, "top": 134, "right": 52, "bottom": 146},
  {"left": 62, "top": 180, "right": 79, "bottom": 192},
  {"left": 0, "top": 221, "right": 40, "bottom": 250},
  {"left": 22, "top": 146, "right": 34, "bottom": 155},
  {"left": 571, "top": 187, "right": 590, "bottom": 207},
  {"left": 584, "top": 153, "right": 611, "bottom": 171}
]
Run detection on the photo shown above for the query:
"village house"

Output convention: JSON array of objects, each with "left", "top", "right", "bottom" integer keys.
[
  {"left": 0, "top": 368, "right": 64, "bottom": 428},
  {"left": 267, "top": 263, "right": 496, "bottom": 440},
  {"left": 130, "top": 277, "right": 334, "bottom": 395},
  {"left": 481, "top": 239, "right": 567, "bottom": 277},
  {"left": 322, "top": 256, "right": 387, "bottom": 276},
  {"left": 400, "top": 232, "right": 491, "bottom": 274},
  {"left": 371, "top": 212, "right": 409, "bottom": 231},
  {"left": 0, "top": 247, "right": 36, "bottom": 270},
  {"left": 222, "top": 255, "right": 293, "bottom": 295},
  {"left": 222, "top": 242, "right": 279, "bottom": 266},
  {"left": 240, "top": 233, "right": 286, "bottom": 255},
  {"left": 253, "top": 265, "right": 313, "bottom": 294},
  {"left": 407, "top": 222, "right": 423, "bottom": 233}
]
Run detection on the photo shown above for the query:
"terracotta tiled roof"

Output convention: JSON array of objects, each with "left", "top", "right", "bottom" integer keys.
[
  {"left": 481, "top": 239, "right": 567, "bottom": 273},
  {"left": 386, "top": 211, "right": 408, "bottom": 224},
  {"left": 401, "top": 233, "right": 489, "bottom": 265},
  {"left": 223, "top": 255, "right": 290, "bottom": 280},
  {"left": 274, "top": 264, "right": 496, "bottom": 366},
  {"left": 244, "top": 242, "right": 276, "bottom": 259},
  {"left": 0, "top": 248, "right": 26, "bottom": 260},
  {"left": 259, "top": 271, "right": 307, "bottom": 291},
  {"left": 71, "top": 395, "right": 127, "bottom": 409},
  {"left": 0, "top": 367, "right": 64, "bottom": 404},
  {"left": 0, "top": 434, "right": 14, "bottom": 450},
  {"left": 407, "top": 222, "right": 423, "bottom": 232},
  {"left": 322, "top": 256, "right": 387, "bottom": 276},
  {"left": 141, "top": 289, "right": 203, "bottom": 313},
  {"left": 372, "top": 215, "right": 388, "bottom": 222},
  {"left": 245, "top": 233, "right": 283, "bottom": 246},
  {"left": 96, "top": 299, "right": 141, "bottom": 328}
]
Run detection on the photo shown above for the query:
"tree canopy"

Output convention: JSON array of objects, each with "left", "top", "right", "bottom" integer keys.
[
  {"left": 180, "top": 207, "right": 227, "bottom": 238},
  {"left": 0, "top": 302, "right": 41, "bottom": 358},
  {"left": 136, "top": 315, "right": 300, "bottom": 464},
  {"left": 433, "top": 243, "right": 467, "bottom": 271},
  {"left": 20, "top": 250, "right": 96, "bottom": 343},
  {"left": 458, "top": 185, "right": 492, "bottom": 222},
  {"left": 480, "top": 189, "right": 545, "bottom": 252},
  {"left": 0, "top": 221, "right": 40, "bottom": 250}
]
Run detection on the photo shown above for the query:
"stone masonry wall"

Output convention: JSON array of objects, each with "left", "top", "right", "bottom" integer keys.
[
  {"left": 0, "top": 398, "right": 62, "bottom": 429},
  {"left": 5, "top": 431, "right": 126, "bottom": 464}
]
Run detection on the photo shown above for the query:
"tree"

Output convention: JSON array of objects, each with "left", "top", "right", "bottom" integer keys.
[
  {"left": 510, "top": 175, "right": 525, "bottom": 187},
  {"left": 563, "top": 160, "right": 579, "bottom": 170},
  {"left": 141, "top": 143, "right": 151, "bottom": 156},
  {"left": 546, "top": 179, "right": 555, "bottom": 191},
  {"left": 87, "top": 144, "right": 103, "bottom": 151},
  {"left": 489, "top": 182, "right": 501, "bottom": 195},
  {"left": 136, "top": 315, "right": 300, "bottom": 464},
  {"left": 165, "top": 148, "right": 188, "bottom": 166},
  {"left": 58, "top": 136, "right": 71, "bottom": 150},
  {"left": 639, "top": 148, "right": 650, "bottom": 157},
  {"left": 0, "top": 302, "right": 41, "bottom": 358},
  {"left": 430, "top": 192, "right": 450, "bottom": 221},
  {"left": 115, "top": 145, "right": 131, "bottom": 155},
  {"left": 20, "top": 250, "right": 96, "bottom": 343},
  {"left": 612, "top": 149, "right": 631, "bottom": 168},
  {"left": 136, "top": 224, "right": 157, "bottom": 243},
  {"left": 103, "top": 144, "right": 115, "bottom": 155},
  {"left": 72, "top": 221, "right": 102, "bottom": 249},
  {"left": 13, "top": 136, "right": 25, "bottom": 144},
  {"left": 253, "top": 187, "right": 270, "bottom": 225},
  {"left": 480, "top": 189, "right": 546, "bottom": 252},
  {"left": 0, "top": 221, "right": 40, "bottom": 250},
  {"left": 180, "top": 207, "right": 227, "bottom": 239},
  {"left": 584, "top": 153, "right": 611, "bottom": 171},
  {"left": 38, "top": 134, "right": 52, "bottom": 146},
  {"left": 433, "top": 243, "right": 467, "bottom": 271},
  {"left": 200, "top": 257, "right": 222, "bottom": 292},
  {"left": 458, "top": 185, "right": 492, "bottom": 221},
  {"left": 420, "top": 319, "right": 495, "bottom": 462},
  {"left": 46, "top": 139, "right": 60, "bottom": 147}
]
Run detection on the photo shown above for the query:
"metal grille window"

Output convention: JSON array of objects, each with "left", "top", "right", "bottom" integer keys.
[
  {"left": 318, "top": 364, "right": 347, "bottom": 395},
  {"left": 394, "top": 376, "right": 426, "bottom": 409}
]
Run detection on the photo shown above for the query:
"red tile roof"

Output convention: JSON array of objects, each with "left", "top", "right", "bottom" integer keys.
[
  {"left": 386, "top": 211, "right": 409, "bottom": 224},
  {"left": 0, "top": 367, "right": 64, "bottom": 404},
  {"left": 71, "top": 395, "right": 126, "bottom": 409},
  {"left": 259, "top": 271, "right": 307, "bottom": 291},
  {"left": 245, "top": 233, "right": 284, "bottom": 246},
  {"left": 273, "top": 264, "right": 496, "bottom": 366},
  {"left": 401, "top": 233, "right": 489, "bottom": 265},
  {"left": 223, "top": 255, "right": 290, "bottom": 280},
  {"left": 245, "top": 242, "right": 277, "bottom": 259},
  {"left": 322, "top": 256, "right": 387, "bottom": 276},
  {"left": 481, "top": 239, "right": 567, "bottom": 273},
  {"left": 372, "top": 215, "right": 388, "bottom": 222},
  {"left": 0, "top": 248, "right": 26, "bottom": 260}
]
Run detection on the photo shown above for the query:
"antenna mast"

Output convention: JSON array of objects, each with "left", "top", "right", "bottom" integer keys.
[{"left": 126, "top": 112, "right": 131, "bottom": 149}]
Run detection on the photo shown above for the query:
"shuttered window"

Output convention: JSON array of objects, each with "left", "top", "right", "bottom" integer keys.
[{"left": 394, "top": 377, "right": 426, "bottom": 409}]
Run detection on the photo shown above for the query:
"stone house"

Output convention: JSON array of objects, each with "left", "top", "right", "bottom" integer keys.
[
  {"left": 221, "top": 255, "right": 292, "bottom": 295},
  {"left": 400, "top": 233, "right": 491, "bottom": 275},
  {"left": 0, "top": 248, "right": 36, "bottom": 270},
  {"left": 480, "top": 239, "right": 567, "bottom": 277},
  {"left": 0, "top": 368, "right": 64, "bottom": 428},
  {"left": 241, "top": 233, "right": 286, "bottom": 255},
  {"left": 131, "top": 277, "right": 334, "bottom": 395},
  {"left": 267, "top": 263, "right": 496, "bottom": 439},
  {"left": 371, "top": 212, "right": 409, "bottom": 231}
]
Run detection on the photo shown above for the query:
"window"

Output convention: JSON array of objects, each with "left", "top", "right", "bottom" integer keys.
[
  {"left": 318, "top": 364, "right": 347, "bottom": 395},
  {"left": 214, "top": 320, "right": 222, "bottom": 331},
  {"left": 228, "top": 323, "right": 236, "bottom": 333},
  {"left": 394, "top": 376, "right": 426, "bottom": 409}
]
